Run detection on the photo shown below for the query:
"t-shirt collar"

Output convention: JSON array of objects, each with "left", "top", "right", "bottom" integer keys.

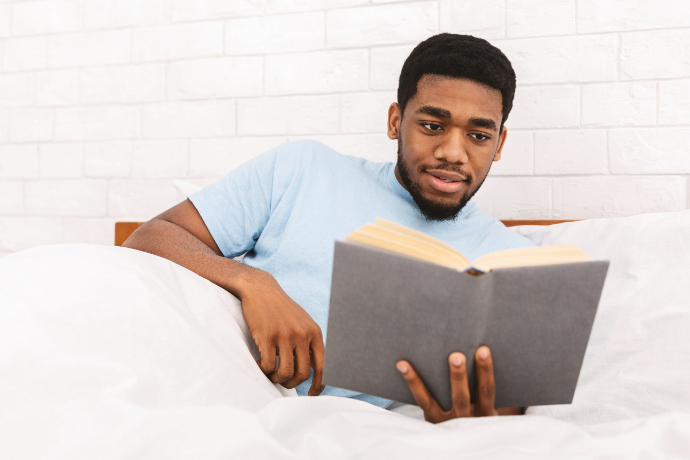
[{"left": 385, "top": 163, "right": 416, "bottom": 204}]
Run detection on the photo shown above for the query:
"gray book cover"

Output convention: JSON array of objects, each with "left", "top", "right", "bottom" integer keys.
[{"left": 323, "top": 241, "right": 609, "bottom": 410}]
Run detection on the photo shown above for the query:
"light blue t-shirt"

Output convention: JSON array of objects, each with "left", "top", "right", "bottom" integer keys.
[{"left": 189, "top": 140, "right": 534, "bottom": 408}]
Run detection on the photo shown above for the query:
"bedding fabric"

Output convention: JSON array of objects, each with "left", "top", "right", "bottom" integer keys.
[
  {"left": 1, "top": 210, "right": 690, "bottom": 458},
  {"left": 513, "top": 210, "right": 690, "bottom": 426}
]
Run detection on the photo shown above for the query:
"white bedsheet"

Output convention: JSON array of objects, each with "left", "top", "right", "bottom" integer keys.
[{"left": 1, "top": 239, "right": 689, "bottom": 458}]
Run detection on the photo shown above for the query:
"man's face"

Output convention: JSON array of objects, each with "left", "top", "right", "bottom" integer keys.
[{"left": 387, "top": 75, "right": 507, "bottom": 221}]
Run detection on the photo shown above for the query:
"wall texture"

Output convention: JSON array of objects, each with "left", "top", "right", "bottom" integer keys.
[{"left": 1, "top": 0, "right": 689, "bottom": 256}]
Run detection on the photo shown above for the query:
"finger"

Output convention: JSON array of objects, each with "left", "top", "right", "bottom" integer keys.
[
  {"left": 308, "top": 338, "right": 326, "bottom": 396},
  {"left": 269, "top": 341, "right": 295, "bottom": 384},
  {"left": 282, "top": 343, "right": 311, "bottom": 389},
  {"left": 474, "top": 346, "right": 497, "bottom": 416},
  {"left": 448, "top": 352, "right": 472, "bottom": 416},
  {"left": 396, "top": 360, "right": 443, "bottom": 419},
  {"left": 257, "top": 341, "right": 277, "bottom": 375}
]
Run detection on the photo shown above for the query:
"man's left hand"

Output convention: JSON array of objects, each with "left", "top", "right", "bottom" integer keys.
[{"left": 397, "top": 346, "right": 515, "bottom": 423}]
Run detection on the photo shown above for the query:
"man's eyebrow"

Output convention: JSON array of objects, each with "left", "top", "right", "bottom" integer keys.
[
  {"left": 468, "top": 117, "right": 498, "bottom": 131},
  {"left": 415, "top": 105, "right": 452, "bottom": 120}
]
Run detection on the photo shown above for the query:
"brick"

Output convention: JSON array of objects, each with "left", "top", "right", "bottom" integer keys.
[
  {"left": 0, "top": 217, "right": 63, "bottom": 252},
  {"left": 108, "top": 179, "right": 177, "bottom": 219},
  {"left": 0, "top": 5, "right": 9, "bottom": 37},
  {"left": 0, "top": 107, "right": 8, "bottom": 142},
  {"left": 507, "top": 0, "right": 575, "bottom": 38},
  {"left": 609, "top": 128, "right": 690, "bottom": 174},
  {"left": 535, "top": 130, "right": 607, "bottom": 175},
  {"left": 171, "top": 0, "right": 265, "bottom": 21},
  {"left": 341, "top": 91, "right": 396, "bottom": 134},
  {"left": 167, "top": 57, "right": 262, "bottom": 100},
  {"left": 63, "top": 218, "right": 115, "bottom": 245},
  {"left": 496, "top": 35, "right": 617, "bottom": 84},
  {"left": 439, "top": 0, "right": 505, "bottom": 40},
  {"left": 142, "top": 100, "right": 236, "bottom": 138},
  {"left": 659, "top": 79, "right": 690, "bottom": 125},
  {"left": 489, "top": 131, "right": 533, "bottom": 176},
  {"left": 553, "top": 176, "right": 687, "bottom": 219},
  {"left": 578, "top": 0, "right": 690, "bottom": 33},
  {"left": 289, "top": 133, "right": 396, "bottom": 163},
  {"left": 266, "top": 0, "right": 367, "bottom": 14},
  {"left": 326, "top": 3, "right": 437, "bottom": 48},
  {"left": 0, "top": 144, "right": 38, "bottom": 179},
  {"left": 84, "top": 0, "right": 170, "bottom": 29},
  {"left": 80, "top": 64, "right": 166, "bottom": 105},
  {"left": 39, "top": 143, "right": 84, "bottom": 178},
  {"left": 0, "top": 70, "right": 78, "bottom": 108},
  {"left": 225, "top": 12, "right": 324, "bottom": 55},
  {"left": 370, "top": 45, "right": 413, "bottom": 90},
  {"left": 3, "top": 36, "right": 46, "bottom": 71},
  {"left": 0, "top": 181, "right": 23, "bottom": 214},
  {"left": 48, "top": 30, "right": 131, "bottom": 68},
  {"left": 620, "top": 30, "right": 690, "bottom": 80},
  {"left": 25, "top": 180, "right": 108, "bottom": 217},
  {"left": 0, "top": 73, "right": 35, "bottom": 106},
  {"left": 238, "top": 95, "right": 339, "bottom": 136},
  {"left": 581, "top": 82, "right": 656, "bottom": 127},
  {"left": 508, "top": 86, "right": 579, "bottom": 129},
  {"left": 190, "top": 137, "right": 286, "bottom": 177},
  {"left": 133, "top": 22, "right": 223, "bottom": 62},
  {"left": 265, "top": 50, "right": 368, "bottom": 95},
  {"left": 55, "top": 106, "right": 141, "bottom": 141},
  {"left": 131, "top": 140, "right": 188, "bottom": 178},
  {"left": 84, "top": 141, "right": 133, "bottom": 177},
  {"left": 10, "top": 108, "right": 53, "bottom": 142},
  {"left": 471, "top": 177, "right": 552, "bottom": 219},
  {"left": 35, "top": 70, "right": 80, "bottom": 106},
  {"left": 12, "top": 0, "right": 81, "bottom": 36}
]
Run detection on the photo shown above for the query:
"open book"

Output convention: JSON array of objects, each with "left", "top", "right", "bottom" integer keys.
[
  {"left": 346, "top": 218, "right": 592, "bottom": 273},
  {"left": 323, "top": 219, "right": 609, "bottom": 410}
]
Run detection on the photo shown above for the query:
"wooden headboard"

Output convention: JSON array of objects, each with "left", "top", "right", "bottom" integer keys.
[{"left": 114, "top": 220, "right": 577, "bottom": 246}]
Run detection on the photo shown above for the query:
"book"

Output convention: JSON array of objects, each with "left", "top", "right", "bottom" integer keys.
[{"left": 323, "top": 219, "right": 609, "bottom": 410}]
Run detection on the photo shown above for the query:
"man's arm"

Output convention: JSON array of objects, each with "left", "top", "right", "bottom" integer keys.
[{"left": 123, "top": 199, "right": 326, "bottom": 395}]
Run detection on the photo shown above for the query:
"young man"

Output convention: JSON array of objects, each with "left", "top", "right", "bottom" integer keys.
[{"left": 124, "top": 33, "right": 533, "bottom": 423}]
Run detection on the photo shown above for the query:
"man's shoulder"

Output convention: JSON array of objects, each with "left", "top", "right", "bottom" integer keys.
[
  {"left": 272, "top": 140, "right": 388, "bottom": 177},
  {"left": 273, "top": 139, "right": 344, "bottom": 163},
  {"left": 458, "top": 202, "right": 536, "bottom": 249}
]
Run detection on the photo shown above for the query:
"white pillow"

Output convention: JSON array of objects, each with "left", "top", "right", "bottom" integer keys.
[{"left": 513, "top": 210, "right": 690, "bottom": 424}]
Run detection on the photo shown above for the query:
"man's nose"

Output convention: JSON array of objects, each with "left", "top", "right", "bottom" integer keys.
[{"left": 434, "top": 130, "right": 469, "bottom": 164}]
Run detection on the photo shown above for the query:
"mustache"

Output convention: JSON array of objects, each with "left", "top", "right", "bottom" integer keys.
[{"left": 419, "top": 164, "right": 472, "bottom": 181}]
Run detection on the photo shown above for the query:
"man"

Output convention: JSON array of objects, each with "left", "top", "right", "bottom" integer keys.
[{"left": 124, "top": 33, "right": 533, "bottom": 423}]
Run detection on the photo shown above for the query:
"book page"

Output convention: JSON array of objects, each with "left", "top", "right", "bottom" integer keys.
[
  {"left": 345, "top": 232, "right": 467, "bottom": 270},
  {"left": 472, "top": 244, "right": 591, "bottom": 272},
  {"left": 347, "top": 220, "right": 471, "bottom": 270}
]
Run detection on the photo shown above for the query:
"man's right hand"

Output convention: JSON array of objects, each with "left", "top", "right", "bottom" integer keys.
[
  {"left": 240, "top": 269, "right": 326, "bottom": 396},
  {"left": 122, "top": 199, "right": 326, "bottom": 396}
]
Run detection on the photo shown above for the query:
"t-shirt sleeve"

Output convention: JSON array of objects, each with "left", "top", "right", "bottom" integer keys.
[{"left": 188, "top": 148, "right": 279, "bottom": 258}]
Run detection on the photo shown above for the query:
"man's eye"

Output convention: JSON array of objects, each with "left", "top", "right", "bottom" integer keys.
[
  {"left": 422, "top": 123, "right": 443, "bottom": 131},
  {"left": 470, "top": 133, "right": 490, "bottom": 141}
]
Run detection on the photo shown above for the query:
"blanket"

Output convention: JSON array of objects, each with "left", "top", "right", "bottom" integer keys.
[{"left": 2, "top": 210, "right": 690, "bottom": 458}]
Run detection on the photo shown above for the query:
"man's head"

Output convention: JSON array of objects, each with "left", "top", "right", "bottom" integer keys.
[{"left": 387, "top": 33, "right": 516, "bottom": 221}]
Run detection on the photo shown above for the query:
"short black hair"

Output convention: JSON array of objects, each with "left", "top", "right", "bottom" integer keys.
[{"left": 397, "top": 33, "right": 516, "bottom": 127}]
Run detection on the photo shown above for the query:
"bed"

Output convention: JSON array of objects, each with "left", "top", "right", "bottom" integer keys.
[{"left": 1, "top": 210, "right": 689, "bottom": 458}]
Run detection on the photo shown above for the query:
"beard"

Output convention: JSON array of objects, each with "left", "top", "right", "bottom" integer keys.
[{"left": 396, "top": 139, "right": 488, "bottom": 222}]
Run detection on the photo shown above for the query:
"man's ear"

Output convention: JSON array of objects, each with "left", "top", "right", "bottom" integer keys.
[
  {"left": 387, "top": 103, "right": 401, "bottom": 140},
  {"left": 493, "top": 126, "right": 508, "bottom": 162}
]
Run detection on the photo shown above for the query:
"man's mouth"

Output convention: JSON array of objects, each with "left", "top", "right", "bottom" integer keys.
[{"left": 423, "top": 170, "right": 468, "bottom": 194}]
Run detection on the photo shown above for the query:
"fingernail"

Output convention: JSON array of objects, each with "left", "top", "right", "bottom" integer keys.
[
  {"left": 478, "top": 348, "right": 489, "bottom": 360},
  {"left": 396, "top": 362, "right": 408, "bottom": 374},
  {"left": 451, "top": 354, "right": 464, "bottom": 367}
]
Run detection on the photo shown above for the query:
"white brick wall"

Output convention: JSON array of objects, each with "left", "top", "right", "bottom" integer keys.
[{"left": 0, "top": 0, "right": 689, "bottom": 255}]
